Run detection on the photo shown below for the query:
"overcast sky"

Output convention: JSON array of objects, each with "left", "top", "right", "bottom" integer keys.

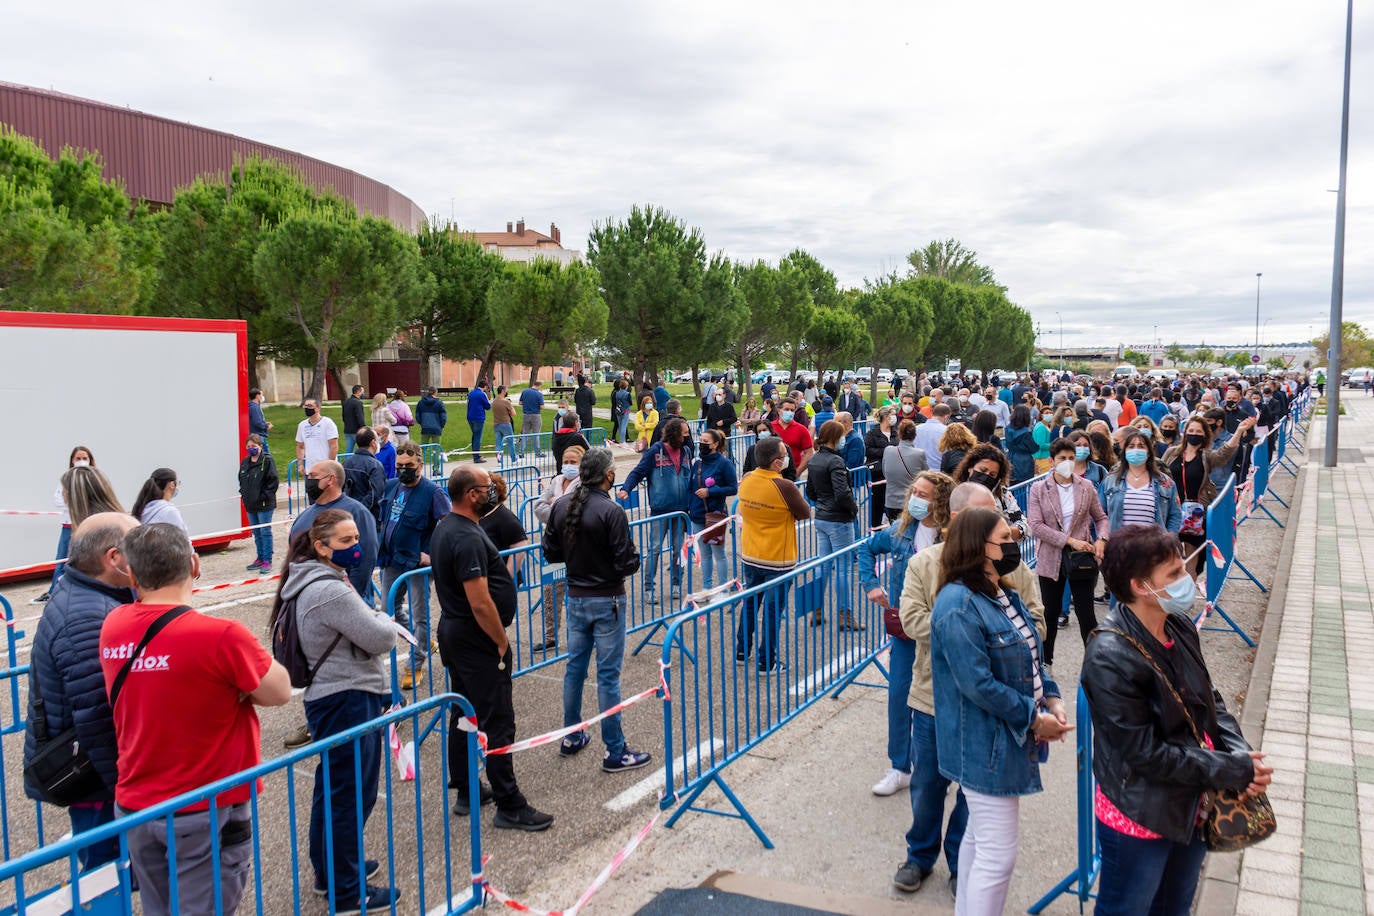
[{"left": 6, "top": 1, "right": 1371, "bottom": 351}]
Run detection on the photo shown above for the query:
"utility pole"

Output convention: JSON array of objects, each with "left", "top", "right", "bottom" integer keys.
[
  {"left": 1325, "top": 0, "right": 1352, "bottom": 468},
  {"left": 1254, "top": 273, "right": 1262, "bottom": 353}
]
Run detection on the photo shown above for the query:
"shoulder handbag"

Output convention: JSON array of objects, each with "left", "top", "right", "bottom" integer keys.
[
  {"left": 697, "top": 465, "right": 727, "bottom": 546},
  {"left": 1050, "top": 480, "right": 1098, "bottom": 580},
  {"left": 25, "top": 604, "right": 190, "bottom": 806},
  {"left": 1100, "top": 627, "right": 1276, "bottom": 851}
]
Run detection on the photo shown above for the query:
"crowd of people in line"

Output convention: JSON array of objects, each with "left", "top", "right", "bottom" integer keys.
[{"left": 18, "top": 363, "right": 1304, "bottom": 915}]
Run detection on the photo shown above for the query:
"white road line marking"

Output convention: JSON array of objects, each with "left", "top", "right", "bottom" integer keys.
[
  {"left": 603, "top": 738, "right": 724, "bottom": 813},
  {"left": 200, "top": 592, "right": 273, "bottom": 613},
  {"left": 788, "top": 647, "right": 864, "bottom": 699}
]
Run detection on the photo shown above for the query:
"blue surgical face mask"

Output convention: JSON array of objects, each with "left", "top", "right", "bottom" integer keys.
[
  {"left": 330, "top": 544, "right": 363, "bottom": 570},
  {"left": 780, "top": 410, "right": 794, "bottom": 423},
  {"left": 561, "top": 464, "right": 578, "bottom": 480},
  {"left": 1074, "top": 446, "right": 1090, "bottom": 462},
  {"left": 1125, "top": 448, "right": 1149, "bottom": 467},
  {"left": 1149, "top": 573, "right": 1197, "bottom": 614},
  {"left": 907, "top": 496, "right": 929, "bottom": 520},
  {"left": 556, "top": 407, "right": 567, "bottom": 417},
  {"left": 756, "top": 430, "right": 770, "bottom": 438}
]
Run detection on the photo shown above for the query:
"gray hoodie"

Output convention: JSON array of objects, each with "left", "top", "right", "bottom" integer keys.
[{"left": 281, "top": 559, "right": 396, "bottom": 702}]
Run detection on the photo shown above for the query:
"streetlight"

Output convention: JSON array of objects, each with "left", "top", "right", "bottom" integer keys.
[
  {"left": 1254, "top": 273, "right": 1262, "bottom": 353},
  {"left": 1057, "top": 312, "right": 1064, "bottom": 371}
]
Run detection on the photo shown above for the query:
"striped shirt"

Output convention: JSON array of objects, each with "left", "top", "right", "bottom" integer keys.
[
  {"left": 994, "top": 589, "right": 1043, "bottom": 703},
  {"left": 1121, "top": 481, "right": 1157, "bottom": 527}
]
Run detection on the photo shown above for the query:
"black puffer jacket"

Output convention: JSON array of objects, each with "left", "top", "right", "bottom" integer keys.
[
  {"left": 23, "top": 569, "right": 135, "bottom": 802},
  {"left": 238, "top": 453, "right": 279, "bottom": 512},
  {"left": 1081, "top": 606, "right": 1254, "bottom": 844},
  {"left": 542, "top": 487, "right": 641, "bottom": 598},
  {"left": 803, "top": 446, "right": 856, "bottom": 523}
]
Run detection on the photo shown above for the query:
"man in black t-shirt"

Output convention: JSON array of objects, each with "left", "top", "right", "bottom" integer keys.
[{"left": 431, "top": 465, "right": 553, "bottom": 832}]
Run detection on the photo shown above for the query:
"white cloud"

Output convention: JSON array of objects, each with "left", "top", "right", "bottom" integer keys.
[{"left": 3, "top": 0, "right": 1371, "bottom": 348}]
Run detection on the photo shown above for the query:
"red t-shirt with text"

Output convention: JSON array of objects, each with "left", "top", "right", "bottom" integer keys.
[{"left": 100, "top": 602, "right": 271, "bottom": 812}]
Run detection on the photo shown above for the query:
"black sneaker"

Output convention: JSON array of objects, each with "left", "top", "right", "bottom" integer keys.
[
  {"left": 493, "top": 804, "right": 554, "bottom": 832},
  {"left": 892, "top": 861, "right": 931, "bottom": 893},
  {"left": 313, "top": 860, "right": 381, "bottom": 896},
  {"left": 949, "top": 874, "right": 958, "bottom": 900},
  {"left": 735, "top": 653, "right": 749, "bottom": 665},
  {"left": 335, "top": 884, "right": 399, "bottom": 915},
  {"left": 603, "top": 749, "right": 652, "bottom": 773},
  {"left": 559, "top": 731, "right": 591, "bottom": 757},
  {"left": 29, "top": 592, "right": 49, "bottom": 605},
  {"left": 1057, "top": 612, "right": 1070, "bottom": 628},
  {"left": 757, "top": 660, "right": 787, "bottom": 675},
  {"left": 451, "top": 784, "right": 494, "bottom": 816}
]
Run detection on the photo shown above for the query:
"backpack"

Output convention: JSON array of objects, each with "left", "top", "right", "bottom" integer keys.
[{"left": 270, "top": 594, "right": 343, "bottom": 689}]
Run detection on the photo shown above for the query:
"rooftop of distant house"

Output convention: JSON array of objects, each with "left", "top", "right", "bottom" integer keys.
[{"left": 462, "top": 219, "right": 565, "bottom": 249}]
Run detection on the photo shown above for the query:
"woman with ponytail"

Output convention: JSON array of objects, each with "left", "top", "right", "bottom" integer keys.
[{"left": 271, "top": 509, "right": 399, "bottom": 912}]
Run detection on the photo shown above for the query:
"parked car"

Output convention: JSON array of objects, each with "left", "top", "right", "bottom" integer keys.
[
  {"left": 1111, "top": 365, "right": 1140, "bottom": 379},
  {"left": 1345, "top": 367, "right": 1374, "bottom": 388}
]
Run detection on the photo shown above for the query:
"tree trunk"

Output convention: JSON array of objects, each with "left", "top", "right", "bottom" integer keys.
[
  {"left": 329, "top": 367, "right": 346, "bottom": 405},
  {"left": 476, "top": 342, "right": 501, "bottom": 389},
  {"left": 740, "top": 340, "right": 753, "bottom": 399},
  {"left": 789, "top": 346, "right": 801, "bottom": 382},
  {"left": 815, "top": 358, "right": 827, "bottom": 388},
  {"left": 691, "top": 363, "right": 702, "bottom": 400},
  {"left": 307, "top": 345, "right": 329, "bottom": 403},
  {"left": 416, "top": 341, "right": 434, "bottom": 389},
  {"left": 528, "top": 364, "right": 540, "bottom": 387}
]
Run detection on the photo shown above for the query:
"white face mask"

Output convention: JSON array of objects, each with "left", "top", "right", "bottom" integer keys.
[
  {"left": 73, "top": 459, "right": 90, "bottom": 468},
  {"left": 1055, "top": 459, "right": 1075, "bottom": 480}
]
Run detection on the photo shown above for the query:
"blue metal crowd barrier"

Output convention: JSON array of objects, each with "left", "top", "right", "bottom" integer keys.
[
  {"left": 1, "top": 595, "right": 57, "bottom": 864},
  {"left": 500, "top": 429, "right": 608, "bottom": 477},
  {"left": 1200, "top": 474, "right": 1256, "bottom": 645},
  {"left": 0, "top": 694, "right": 485, "bottom": 916},
  {"left": 1028, "top": 685, "right": 1099, "bottom": 913},
  {"left": 287, "top": 446, "right": 444, "bottom": 516},
  {"left": 492, "top": 463, "right": 541, "bottom": 509},
  {"left": 657, "top": 539, "right": 889, "bottom": 847},
  {"left": 725, "top": 432, "right": 756, "bottom": 475},
  {"left": 387, "top": 512, "right": 696, "bottom": 701},
  {"left": 1240, "top": 432, "right": 1283, "bottom": 528}
]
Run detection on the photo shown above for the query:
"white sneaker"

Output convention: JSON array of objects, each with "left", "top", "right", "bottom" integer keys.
[{"left": 872, "top": 768, "right": 912, "bottom": 796}]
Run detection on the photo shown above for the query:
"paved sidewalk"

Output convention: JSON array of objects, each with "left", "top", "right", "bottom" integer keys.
[{"left": 1204, "top": 394, "right": 1374, "bottom": 915}]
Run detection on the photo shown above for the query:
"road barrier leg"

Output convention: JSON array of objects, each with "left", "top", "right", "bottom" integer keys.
[
  {"left": 1200, "top": 602, "right": 1256, "bottom": 647},
  {"left": 664, "top": 771, "right": 774, "bottom": 850},
  {"left": 1229, "top": 559, "right": 1269, "bottom": 593},
  {"left": 830, "top": 643, "right": 891, "bottom": 700}
]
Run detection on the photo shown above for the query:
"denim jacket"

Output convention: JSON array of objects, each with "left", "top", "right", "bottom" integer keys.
[
  {"left": 856, "top": 520, "right": 921, "bottom": 604},
  {"left": 622, "top": 440, "right": 695, "bottom": 514},
  {"left": 1097, "top": 474, "right": 1183, "bottom": 534},
  {"left": 931, "top": 581, "right": 1061, "bottom": 796}
]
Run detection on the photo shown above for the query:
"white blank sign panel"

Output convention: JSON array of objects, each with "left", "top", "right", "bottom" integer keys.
[{"left": 0, "top": 313, "right": 248, "bottom": 582}]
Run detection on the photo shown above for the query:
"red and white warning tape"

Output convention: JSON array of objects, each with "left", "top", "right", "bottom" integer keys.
[
  {"left": 679, "top": 513, "right": 742, "bottom": 567},
  {"left": 191, "top": 573, "right": 281, "bottom": 594},
  {"left": 475, "top": 804, "right": 663, "bottom": 916},
  {"left": 0, "top": 509, "right": 62, "bottom": 517},
  {"left": 458, "top": 662, "right": 670, "bottom": 757}
]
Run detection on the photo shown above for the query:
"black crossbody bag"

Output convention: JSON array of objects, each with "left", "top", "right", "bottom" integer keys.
[{"left": 25, "top": 605, "right": 190, "bottom": 806}]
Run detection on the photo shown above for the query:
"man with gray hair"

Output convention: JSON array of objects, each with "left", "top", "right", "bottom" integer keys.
[
  {"left": 891, "top": 482, "right": 1044, "bottom": 898},
  {"left": 23, "top": 512, "right": 140, "bottom": 870},
  {"left": 100, "top": 523, "right": 291, "bottom": 916}
]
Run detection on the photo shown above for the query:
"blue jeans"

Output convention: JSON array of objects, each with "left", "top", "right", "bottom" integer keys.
[
  {"left": 343, "top": 432, "right": 356, "bottom": 455},
  {"left": 689, "top": 519, "right": 726, "bottom": 590},
  {"left": 247, "top": 508, "right": 274, "bottom": 564},
  {"left": 562, "top": 595, "right": 628, "bottom": 757},
  {"left": 382, "top": 566, "right": 431, "bottom": 661},
  {"left": 469, "top": 420, "right": 485, "bottom": 458},
  {"left": 616, "top": 412, "right": 630, "bottom": 442},
  {"left": 643, "top": 514, "right": 685, "bottom": 595},
  {"left": 70, "top": 801, "right": 118, "bottom": 871},
  {"left": 493, "top": 423, "right": 514, "bottom": 458},
  {"left": 51, "top": 524, "right": 72, "bottom": 592},
  {"left": 305, "top": 689, "right": 384, "bottom": 902},
  {"left": 1095, "top": 822, "right": 1207, "bottom": 916},
  {"left": 905, "top": 709, "right": 967, "bottom": 874},
  {"left": 888, "top": 638, "right": 915, "bottom": 771},
  {"left": 735, "top": 564, "right": 791, "bottom": 667},
  {"left": 813, "top": 518, "right": 855, "bottom": 613}
]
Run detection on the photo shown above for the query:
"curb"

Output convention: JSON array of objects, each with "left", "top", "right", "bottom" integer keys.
[{"left": 1194, "top": 432, "right": 1310, "bottom": 916}]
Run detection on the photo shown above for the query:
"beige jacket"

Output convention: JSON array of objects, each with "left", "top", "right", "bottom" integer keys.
[{"left": 898, "top": 544, "right": 1046, "bottom": 715}]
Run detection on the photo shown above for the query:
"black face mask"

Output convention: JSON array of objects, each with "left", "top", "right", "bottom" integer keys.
[
  {"left": 699, "top": 443, "right": 712, "bottom": 456},
  {"left": 992, "top": 541, "right": 1020, "bottom": 576},
  {"left": 305, "top": 478, "right": 323, "bottom": 502},
  {"left": 473, "top": 485, "right": 497, "bottom": 514},
  {"left": 1160, "top": 427, "right": 1177, "bottom": 440},
  {"left": 304, "top": 406, "right": 317, "bottom": 417},
  {"left": 1185, "top": 432, "right": 1206, "bottom": 446},
  {"left": 397, "top": 466, "right": 420, "bottom": 485},
  {"left": 968, "top": 470, "right": 999, "bottom": 491},
  {"left": 1225, "top": 402, "right": 1238, "bottom": 411}
]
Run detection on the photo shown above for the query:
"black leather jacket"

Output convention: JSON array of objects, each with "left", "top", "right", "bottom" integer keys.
[
  {"left": 541, "top": 487, "right": 641, "bottom": 598},
  {"left": 1081, "top": 606, "right": 1254, "bottom": 844},
  {"left": 803, "top": 446, "right": 856, "bottom": 523}
]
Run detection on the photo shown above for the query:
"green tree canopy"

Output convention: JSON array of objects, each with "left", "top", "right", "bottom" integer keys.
[
  {"left": 962, "top": 287, "right": 1034, "bottom": 375},
  {"left": 253, "top": 211, "right": 424, "bottom": 401},
  {"left": 907, "top": 238, "right": 1001, "bottom": 289},
  {"left": 410, "top": 224, "right": 506, "bottom": 387},
  {"left": 1313, "top": 322, "right": 1372, "bottom": 372},
  {"left": 854, "top": 274, "right": 934, "bottom": 404},
  {"left": 912, "top": 275, "right": 977, "bottom": 369},
  {"left": 1165, "top": 342, "right": 1186, "bottom": 366},
  {"left": 587, "top": 204, "right": 707, "bottom": 388},
  {"left": 806, "top": 305, "right": 871, "bottom": 383},
  {"left": 0, "top": 126, "right": 151, "bottom": 313},
  {"left": 486, "top": 258, "right": 609, "bottom": 386}
]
